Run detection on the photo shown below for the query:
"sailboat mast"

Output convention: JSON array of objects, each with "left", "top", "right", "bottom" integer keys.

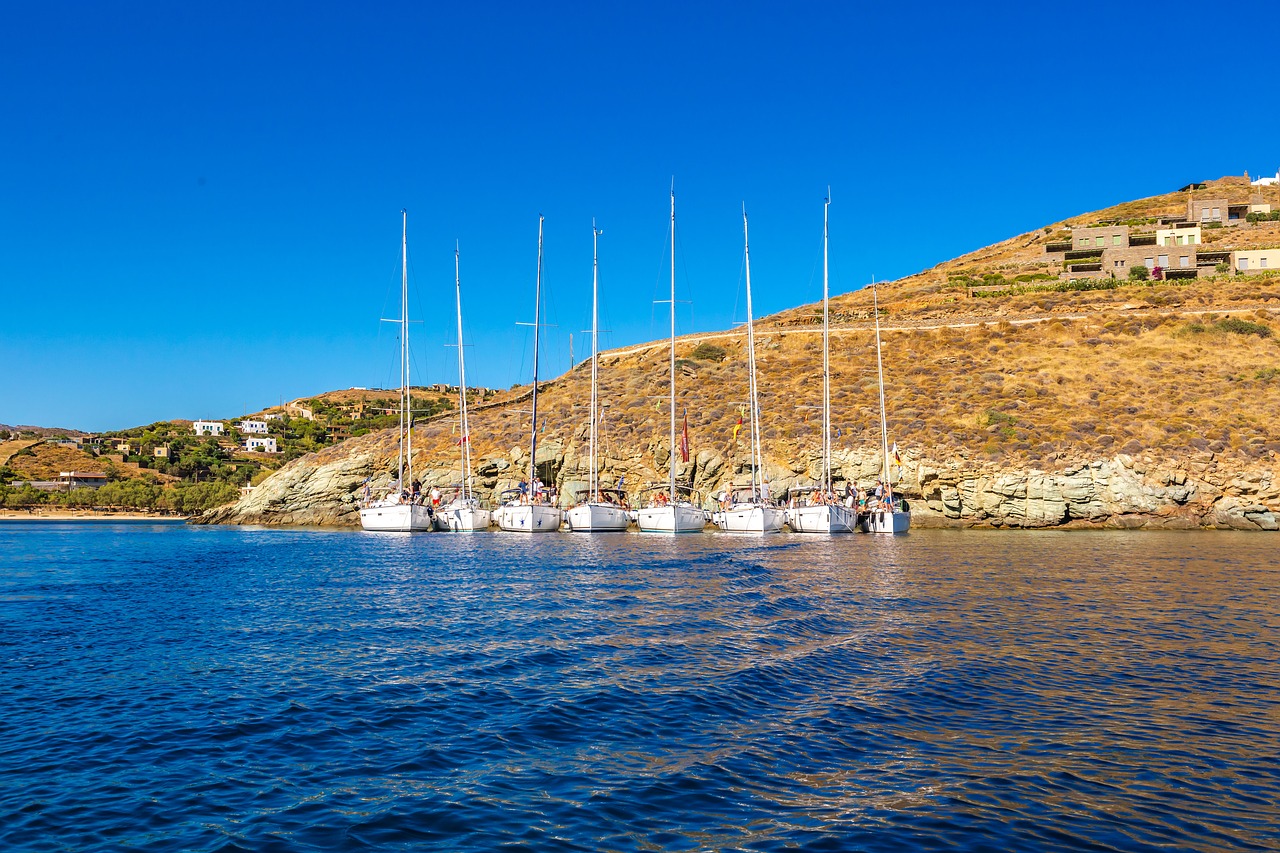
[
  {"left": 822, "top": 193, "right": 832, "bottom": 493},
  {"left": 590, "top": 221, "right": 601, "bottom": 497},
  {"left": 668, "top": 189, "right": 677, "bottom": 498},
  {"left": 873, "top": 284, "right": 892, "bottom": 497},
  {"left": 530, "top": 216, "right": 544, "bottom": 492},
  {"left": 398, "top": 209, "right": 408, "bottom": 491},
  {"left": 454, "top": 243, "right": 471, "bottom": 500},
  {"left": 743, "top": 209, "right": 761, "bottom": 499}
]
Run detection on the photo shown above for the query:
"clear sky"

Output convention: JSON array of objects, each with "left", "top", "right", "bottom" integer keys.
[{"left": 3, "top": 1, "right": 1277, "bottom": 431}]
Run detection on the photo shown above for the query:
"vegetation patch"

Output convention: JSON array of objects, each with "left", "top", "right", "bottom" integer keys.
[
  {"left": 1182, "top": 318, "right": 1273, "bottom": 338},
  {"left": 689, "top": 342, "right": 727, "bottom": 361}
]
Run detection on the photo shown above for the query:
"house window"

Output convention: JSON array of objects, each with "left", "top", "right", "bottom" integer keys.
[
  {"left": 1212, "top": 208, "right": 1220, "bottom": 219},
  {"left": 1113, "top": 234, "right": 1123, "bottom": 246},
  {"left": 1096, "top": 236, "right": 1104, "bottom": 247},
  {"left": 1263, "top": 258, "right": 1270, "bottom": 269},
  {"left": 1240, "top": 258, "right": 1250, "bottom": 270},
  {"left": 1158, "top": 255, "right": 1169, "bottom": 267},
  {"left": 1180, "top": 256, "right": 1189, "bottom": 267},
  {"left": 1164, "top": 236, "right": 1173, "bottom": 246},
  {"left": 1144, "top": 257, "right": 1154, "bottom": 268},
  {"left": 1201, "top": 208, "right": 1211, "bottom": 220}
]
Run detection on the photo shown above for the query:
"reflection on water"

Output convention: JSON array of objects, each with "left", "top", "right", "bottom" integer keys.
[{"left": 0, "top": 523, "right": 1277, "bottom": 851}]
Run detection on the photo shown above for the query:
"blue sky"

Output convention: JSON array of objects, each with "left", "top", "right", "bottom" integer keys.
[{"left": 3, "top": 1, "right": 1277, "bottom": 431}]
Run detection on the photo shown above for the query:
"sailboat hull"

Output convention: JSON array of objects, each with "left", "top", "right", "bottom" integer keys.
[
  {"left": 496, "top": 504, "right": 563, "bottom": 533},
  {"left": 566, "top": 503, "right": 630, "bottom": 532},
  {"left": 786, "top": 503, "right": 858, "bottom": 534},
  {"left": 359, "top": 503, "right": 434, "bottom": 532},
  {"left": 861, "top": 509, "right": 912, "bottom": 534},
  {"left": 635, "top": 503, "right": 705, "bottom": 533},
  {"left": 436, "top": 501, "right": 492, "bottom": 532},
  {"left": 713, "top": 503, "right": 786, "bottom": 534}
]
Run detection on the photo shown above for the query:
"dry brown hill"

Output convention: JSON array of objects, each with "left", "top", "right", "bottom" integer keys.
[
  {"left": 392, "top": 177, "right": 1280, "bottom": 472},
  {"left": 209, "top": 176, "right": 1280, "bottom": 529}
]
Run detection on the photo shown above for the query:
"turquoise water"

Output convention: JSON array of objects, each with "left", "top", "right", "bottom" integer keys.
[{"left": 1, "top": 522, "right": 1277, "bottom": 851}]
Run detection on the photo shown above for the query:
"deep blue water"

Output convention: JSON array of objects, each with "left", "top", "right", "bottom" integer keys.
[{"left": 1, "top": 522, "right": 1277, "bottom": 852}]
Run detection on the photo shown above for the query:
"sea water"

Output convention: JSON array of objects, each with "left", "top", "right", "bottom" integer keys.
[{"left": 1, "top": 522, "right": 1277, "bottom": 851}]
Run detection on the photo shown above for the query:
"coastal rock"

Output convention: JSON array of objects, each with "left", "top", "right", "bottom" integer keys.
[{"left": 200, "top": 423, "right": 1280, "bottom": 532}]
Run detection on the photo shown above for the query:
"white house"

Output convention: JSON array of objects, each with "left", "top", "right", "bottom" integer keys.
[
  {"left": 245, "top": 436, "right": 278, "bottom": 453},
  {"left": 238, "top": 419, "right": 269, "bottom": 435},
  {"left": 1250, "top": 170, "right": 1279, "bottom": 187},
  {"left": 1156, "top": 226, "right": 1200, "bottom": 247},
  {"left": 193, "top": 420, "right": 224, "bottom": 437},
  {"left": 1234, "top": 249, "right": 1277, "bottom": 273}
]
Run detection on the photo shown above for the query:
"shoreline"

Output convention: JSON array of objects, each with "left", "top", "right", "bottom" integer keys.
[{"left": 0, "top": 510, "right": 190, "bottom": 522}]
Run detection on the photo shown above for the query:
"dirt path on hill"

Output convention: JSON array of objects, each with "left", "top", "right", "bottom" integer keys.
[{"left": 599, "top": 303, "right": 1276, "bottom": 358}]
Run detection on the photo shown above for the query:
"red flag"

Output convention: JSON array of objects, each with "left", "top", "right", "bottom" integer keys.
[{"left": 680, "top": 409, "right": 690, "bottom": 463}]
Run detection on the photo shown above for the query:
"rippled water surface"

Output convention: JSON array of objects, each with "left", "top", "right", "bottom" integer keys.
[{"left": 1, "top": 522, "right": 1278, "bottom": 851}]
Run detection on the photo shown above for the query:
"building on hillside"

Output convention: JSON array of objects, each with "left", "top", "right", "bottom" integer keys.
[
  {"left": 1156, "top": 225, "right": 1202, "bottom": 247},
  {"left": 1072, "top": 225, "right": 1132, "bottom": 249},
  {"left": 153, "top": 445, "right": 170, "bottom": 458},
  {"left": 1234, "top": 249, "right": 1278, "bottom": 273},
  {"left": 285, "top": 403, "right": 314, "bottom": 421},
  {"left": 263, "top": 413, "right": 284, "bottom": 421},
  {"left": 1049, "top": 224, "right": 1214, "bottom": 279},
  {"left": 193, "top": 420, "right": 224, "bottom": 437},
  {"left": 57, "top": 471, "right": 108, "bottom": 489},
  {"left": 1251, "top": 170, "right": 1279, "bottom": 187},
  {"left": 238, "top": 419, "right": 268, "bottom": 435},
  {"left": 245, "top": 437, "right": 278, "bottom": 453}
]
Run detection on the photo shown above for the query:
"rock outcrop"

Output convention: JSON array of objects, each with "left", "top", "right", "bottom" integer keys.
[{"left": 198, "top": 427, "right": 1279, "bottom": 531}]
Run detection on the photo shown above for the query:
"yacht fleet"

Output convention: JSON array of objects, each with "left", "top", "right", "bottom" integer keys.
[{"left": 360, "top": 195, "right": 911, "bottom": 535}]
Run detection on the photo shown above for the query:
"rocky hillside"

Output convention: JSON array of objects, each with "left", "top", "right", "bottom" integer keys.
[{"left": 201, "top": 177, "right": 1280, "bottom": 530}]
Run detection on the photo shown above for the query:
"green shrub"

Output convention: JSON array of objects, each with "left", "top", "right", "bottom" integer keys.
[
  {"left": 1215, "top": 318, "right": 1272, "bottom": 338},
  {"left": 689, "top": 342, "right": 727, "bottom": 361},
  {"left": 1128, "top": 265, "right": 1150, "bottom": 281}
]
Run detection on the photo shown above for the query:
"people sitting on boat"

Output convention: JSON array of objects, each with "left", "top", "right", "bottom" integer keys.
[
  {"left": 655, "top": 491, "right": 669, "bottom": 506},
  {"left": 430, "top": 486, "right": 442, "bottom": 508}
]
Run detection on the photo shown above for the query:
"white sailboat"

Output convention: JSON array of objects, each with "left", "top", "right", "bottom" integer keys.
[
  {"left": 436, "top": 243, "right": 492, "bottom": 532},
  {"left": 567, "top": 222, "right": 630, "bottom": 532},
  {"left": 497, "top": 216, "right": 564, "bottom": 533},
  {"left": 635, "top": 189, "right": 706, "bottom": 534},
  {"left": 360, "top": 210, "right": 434, "bottom": 533},
  {"left": 788, "top": 192, "right": 857, "bottom": 534},
  {"left": 713, "top": 208, "right": 785, "bottom": 534},
  {"left": 860, "top": 283, "right": 912, "bottom": 534}
]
